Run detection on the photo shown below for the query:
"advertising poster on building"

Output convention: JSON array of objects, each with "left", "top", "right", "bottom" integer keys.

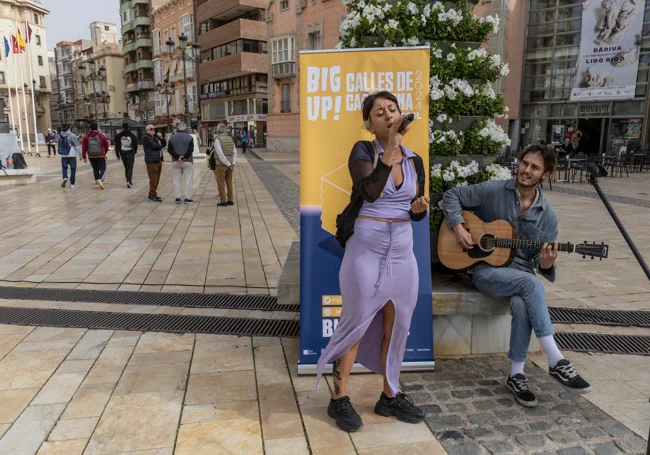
[
  {"left": 571, "top": 0, "right": 645, "bottom": 101},
  {"left": 298, "top": 47, "right": 434, "bottom": 374}
]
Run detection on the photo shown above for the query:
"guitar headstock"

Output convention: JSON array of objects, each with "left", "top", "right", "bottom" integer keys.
[{"left": 575, "top": 241, "right": 609, "bottom": 260}]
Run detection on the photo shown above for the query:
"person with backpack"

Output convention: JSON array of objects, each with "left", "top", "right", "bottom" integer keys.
[
  {"left": 58, "top": 124, "right": 81, "bottom": 189},
  {"left": 114, "top": 122, "right": 139, "bottom": 188},
  {"left": 45, "top": 129, "right": 58, "bottom": 158},
  {"left": 81, "top": 122, "right": 110, "bottom": 190}
]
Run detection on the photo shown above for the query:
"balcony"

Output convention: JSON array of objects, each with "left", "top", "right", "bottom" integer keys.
[
  {"left": 124, "top": 63, "right": 137, "bottom": 74},
  {"left": 197, "top": 0, "right": 267, "bottom": 24},
  {"left": 135, "top": 60, "right": 153, "bottom": 71},
  {"left": 198, "top": 19, "right": 265, "bottom": 50},
  {"left": 134, "top": 15, "right": 150, "bottom": 29},
  {"left": 133, "top": 0, "right": 149, "bottom": 5},
  {"left": 123, "top": 35, "right": 152, "bottom": 54},
  {"left": 126, "top": 80, "right": 155, "bottom": 93},
  {"left": 169, "top": 65, "right": 197, "bottom": 82},
  {"left": 271, "top": 61, "right": 295, "bottom": 79},
  {"left": 119, "top": 0, "right": 131, "bottom": 15},
  {"left": 200, "top": 52, "right": 268, "bottom": 82},
  {"left": 121, "top": 21, "right": 134, "bottom": 35}
]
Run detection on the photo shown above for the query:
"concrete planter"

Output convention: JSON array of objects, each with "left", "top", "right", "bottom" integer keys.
[{"left": 431, "top": 41, "right": 482, "bottom": 54}]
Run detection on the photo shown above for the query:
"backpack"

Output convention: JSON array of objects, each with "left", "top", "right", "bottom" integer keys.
[
  {"left": 58, "top": 135, "right": 72, "bottom": 156},
  {"left": 207, "top": 147, "right": 216, "bottom": 171},
  {"left": 12, "top": 153, "right": 28, "bottom": 169},
  {"left": 87, "top": 135, "right": 103, "bottom": 156},
  {"left": 120, "top": 134, "right": 133, "bottom": 153}
]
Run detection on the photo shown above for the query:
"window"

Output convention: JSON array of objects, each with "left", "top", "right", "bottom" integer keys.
[
  {"left": 105, "top": 25, "right": 110, "bottom": 31},
  {"left": 36, "top": 35, "right": 41, "bottom": 46},
  {"left": 39, "top": 76, "right": 46, "bottom": 88},
  {"left": 0, "top": 72, "right": 5, "bottom": 84},
  {"left": 282, "top": 83, "right": 291, "bottom": 113},
  {"left": 148, "top": 109, "right": 155, "bottom": 119},
  {"left": 171, "top": 25, "right": 176, "bottom": 41},
  {"left": 280, "top": 0, "right": 289, "bottom": 10},
  {"left": 34, "top": 14, "right": 39, "bottom": 25},
  {"left": 153, "top": 30, "right": 161, "bottom": 55},
  {"left": 182, "top": 14, "right": 194, "bottom": 41},
  {"left": 154, "top": 59, "right": 163, "bottom": 84},
  {"left": 308, "top": 32, "right": 322, "bottom": 50},
  {"left": 163, "top": 29, "right": 168, "bottom": 46},
  {"left": 272, "top": 37, "right": 295, "bottom": 64},
  {"left": 38, "top": 56, "right": 43, "bottom": 66},
  {"left": 148, "top": 92, "right": 155, "bottom": 101}
]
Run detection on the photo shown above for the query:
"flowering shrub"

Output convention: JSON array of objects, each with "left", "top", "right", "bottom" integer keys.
[
  {"left": 429, "top": 76, "right": 506, "bottom": 118},
  {"left": 429, "top": 118, "right": 511, "bottom": 157},
  {"left": 431, "top": 44, "right": 509, "bottom": 83}
]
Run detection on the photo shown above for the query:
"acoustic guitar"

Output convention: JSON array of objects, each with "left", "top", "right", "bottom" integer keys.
[{"left": 438, "top": 211, "right": 609, "bottom": 270}]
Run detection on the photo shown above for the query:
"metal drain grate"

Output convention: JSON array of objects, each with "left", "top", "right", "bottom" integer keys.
[
  {"left": 555, "top": 332, "right": 650, "bottom": 356},
  {"left": 0, "top": 286, "right": 298, "bottom": 312},
  {"left": 0, "top": 307, "right": 300, "bottom": 338},
  {"left": 549, "top": 307, "right": 650, "bottom": 328}
]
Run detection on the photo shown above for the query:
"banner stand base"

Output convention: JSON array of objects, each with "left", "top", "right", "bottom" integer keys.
[{"left": 297, "top": 360, "right": 435, "bottom": 376}]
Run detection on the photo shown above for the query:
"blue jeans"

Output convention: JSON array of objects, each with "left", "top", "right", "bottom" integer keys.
[
  {"left": 472, "top": 264, "right": 555, "bottom": 362},
  {"left": 61, "top": 157, "right": 77, "bottom": 185}
]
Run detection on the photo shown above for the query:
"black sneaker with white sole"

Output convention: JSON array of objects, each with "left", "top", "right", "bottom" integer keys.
[
  {"left": 61, "top": 178, "right": 67, "bottom": 188},
  {"left": 327, "top": 396, "right": 363, "bottom": 432},
  {"left": 506, "top": 374, "right": 538, "bottom": 407},
  {"left": 550, "top": 359, "right": 592, "bottom": 392},
  {"left": 374, "top": 392, "right": 425, "bottom": 423}
]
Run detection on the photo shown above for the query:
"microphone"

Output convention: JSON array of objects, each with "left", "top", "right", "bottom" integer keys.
[{"left": 586, "top": 162, "right": 608, "bottom": 178}]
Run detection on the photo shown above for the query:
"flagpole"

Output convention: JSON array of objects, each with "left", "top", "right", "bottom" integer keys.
[
  {"left": 24, "top": 13, "right": 40, "bottom": 157},
  {"left": 15, "top": 19, "right": 31, "bottom": 155},
  {"left": 4, "top": 35, "right": 17, "bottom": 143},
  {"left": 9, "top": 23, "right": 25, "bottom": 154}
]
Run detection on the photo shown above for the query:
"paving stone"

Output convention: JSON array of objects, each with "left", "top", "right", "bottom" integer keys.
[
  {"left": 526, "top": 406, "right": 550, "bottom": 417},
  {"left": 496, "top": 425, "right": 523, "bottom": 437},
  {"left": 546, "top": 430, "right": 580, "bottom": 443},
  {"left": 533, "top": 452, "right": 555, "bottom": 455},
  {"left": 515, "top": 434, "right": 547, "bottom": 449},
  {"left": 409, "top": 392, "right": 431, "bottom": 403},
  {"left": 447, "top": 442, "right": 483, "bottom": 455},
  {"left": 473, "top": 400, "right": 498, "bottom": 411},
  {"left": 483, "top": 440, "right": 517, "bottom": 454},
  {"left": 495, "top": 398, "right": 514, "bottom": 408},
  {"left": 494, "top": 410, "right": 521, "bottom": 421},
  {"left": 426, "top": 414, "right": 465, "bottom": 429},
  {"left": 436, "top": 430, "right": 465, "bottom": 443},
  {"left": 578, "top": 427, "right": 607, "bottom": 439},
  {"left": 452, "top": 380, "right": 475, "bottom": 387},
  {"left": 468, "top": 413, "right": 499, "bottom": 426},
  {"left": 553, "top": 403, "right": 577, "bottom": 415},
  {"left": 585, "top": 412, "right": 610, "bottom": 423},
  {"left": 475, "top": 388, "right": 493, "bottom": 397},
  {"left": 536, "top": 394, "right": 554, "bottom": 403},
  {"left": 614, "top": 436, "right": 647, "bottom": 454},
  {"left": 557, "top": 447, "right": 589, "bottom": 455},
  {"left": 491, "top": 385, "right": 511, "bottom": 395},
  {"left": 592, "top": 442, "right": 624, "bottom": 455},
  {"left": 600, "top": 422, "right": 634, "bottom": 438},
  {"left": 478, "top": 380, "right": 500, "bottom": 386},
  {"left": 556, "top": 417, "right": 583, "bottom": 426},
  {"left": 403, "top": 383, "right": 425, "bottom": 392},
  {"left": 451, "top": 390, "right": 475, "bottom": 399},
  {"left": 435, "top": 392, "right": 452, "bottom": 402},
  {"left": 464, "top": 427, "right": 493, "bottom": 440},
  {"left": 420, "top": 404, "right": 443, "bottom": 416},
  {"left": 527, "top": 421, "right": 554, "bottom": 432}
]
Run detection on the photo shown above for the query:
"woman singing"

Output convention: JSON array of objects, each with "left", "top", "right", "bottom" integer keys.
[{"left": 316, "top": 92, "right": 430, "bottom": 432}]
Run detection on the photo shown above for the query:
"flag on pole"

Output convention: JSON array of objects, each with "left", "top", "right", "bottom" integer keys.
[
  {"left": 3, "top": 36, "right": 9, "bottom": 57},
  {"left": 16, "top": 30, "right": 25, "bottom": 52},
  {"left": 11, "top": 35, "right": 19, "bottom": 54},
  {"left": 26, "top": 22, "right": 32, "bottom": 43}
]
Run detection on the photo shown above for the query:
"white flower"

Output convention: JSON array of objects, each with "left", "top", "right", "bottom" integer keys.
[
  {"left": 467, "top": 48, "right": 488, "bottom": 61},
  {"left": 430, "top": 89, "right": 444, "bottom": 100},
  {"left": 423, "top": 3, "right": 431, "bottom": 17},
  {"left": 482, "top": 14, "right": 500, "bottom": 33},
  {"left": 388, "top": 19, "right": 399, "bottom": 29},
  {"left": 490, "top": 54, "right": 501, "bottom": 66},
  {"left": 478, "top": 120, "right": 511, "bottom": 147},
  {"left": 456, "top": 180, "right": 468, "bottom": 187},
  {"left": 431, "top": 163, "right": 442, "bottom": 177},
  {"left": 342, "top": 0, "right": 350, "bottom": 5},
  {"left": 500, "top": 63, "right": 510, "bottom": 77},
  {"left": 446, "top": 53, "right": 456, "bottom": 62},
  {"left": 349, "top": 36, "right": 357, "bottom": 47},
  {"left": 442, "top": 169, "right": 456, "bottom": 182},
  {"left": 335, "top": 41, "right": 343, "bottom": 49},
  {"left": 481, "top": 84, "right": 497, "bottom": 99},
  {"left": 382, "top": 3, "right": 392, "bottom": 12},
  {"left": 432, "top": 48, "right": 442, "bottom": 59},
  {"left": 444, "top": 86, "right": 457, "bottom": 100},
  {"left": 436, "top": 114, "right": 448, "bottom": 123},
  {"left": 407, "top": 36, "right": 420, "bottom": 46},
  {"left": 407, "top": 2, "right": 418, "bottom": 15},
  {"left": 486, "top": 163, "right": 512, "bottom": 180},
  {"left": 384, "top": 39, "right": 392, "bottom": 47},
  {"left": 431, "top": 2, "right": 444, "bottom": 10}
]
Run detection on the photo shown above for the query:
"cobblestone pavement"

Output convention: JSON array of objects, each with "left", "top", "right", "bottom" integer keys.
[{"left": 402, "top": 356, "right": 648, "bottom": 455}]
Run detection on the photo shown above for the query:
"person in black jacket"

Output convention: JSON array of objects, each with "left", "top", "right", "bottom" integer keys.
[
  {"left": 114, "top": 123, "right": 139, "bottom": 188},
  {"left": 167, "top": 123, "right": 195, "bottom": 204},
  {"left": 143, "top": 124, "right": 167, "bottom": 202}
]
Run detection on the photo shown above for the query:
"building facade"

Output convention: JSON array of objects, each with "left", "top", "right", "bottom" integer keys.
[
  {"left": 120, "top": 0, "right": 165, "bottom": 123},
  {"left": 265, "top": 0, "right": 346, "bottom": 152},
  {"left": 90, "top": 21, "right": 120, "bottom": 47},
  {"left": 197, "top": 0, "right": 268, "bottom": 145},
  {"left": 54, "top": 40, "right": 90, "bottom": 127},
  {"left": 151, "top": 0, "right": 199, "bottom": 131},
  {"left": 0, "top": 0, "right": 52, "bottom": 140}
]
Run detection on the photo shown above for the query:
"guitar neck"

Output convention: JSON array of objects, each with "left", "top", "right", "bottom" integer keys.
[{"left": 494, "top": 238, "right": 573, "bottom": 252}]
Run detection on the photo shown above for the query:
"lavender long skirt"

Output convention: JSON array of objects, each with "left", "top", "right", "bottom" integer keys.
[{"left": 316, "top": 218, "right": 419, "bottom": 395}]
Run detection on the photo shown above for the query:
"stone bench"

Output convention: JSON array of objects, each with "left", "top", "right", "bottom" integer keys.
[
  {"left": 277, "top": 240, "right": 541, "bottom": 357},
  {"left": 0, "top": 168, "right": 41, "bottom": 186}
]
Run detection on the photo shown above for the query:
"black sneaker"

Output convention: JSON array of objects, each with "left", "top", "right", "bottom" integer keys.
[
  {"left": 227, "top": 201, "right": 234, "bottom": 206},
  {"left": 175, "top": 198, "right": 181, "bottom": 204},
  {"left": 61, "top": 178, "right": 67, "bottom": 188},
  {"left": 374, "top": 392, "right": 425, "bottom": 423},
  {"left": 184, "top": 199, "right": 193, "bottom": 204},
  {"left": 327, "top": 396, "right": 363, "bottom": 432},
  {"left": 148, "top": 196, "right": 162, "bottom": 203},
  {"left": 550, "top": 359, "right": 592, "bottom": 392},
  {"left": 217, "top": 202, "right": 228, "bottom": 207},
  {"left": 506, "top": 374, "right": 538, "bottom": 408}
]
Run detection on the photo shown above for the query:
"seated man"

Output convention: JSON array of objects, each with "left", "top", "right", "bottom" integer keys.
[{"left": 441, "top": 144, "right": 591, "bottom": 408}]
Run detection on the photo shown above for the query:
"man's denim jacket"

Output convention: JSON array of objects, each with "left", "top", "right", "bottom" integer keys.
[{"left": 440, "top": 178, "right": 558, "bottom": 282}]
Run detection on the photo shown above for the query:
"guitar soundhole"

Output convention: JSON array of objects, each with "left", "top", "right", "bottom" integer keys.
[{"left": 479, "top": 233, "right": 496, "bottom": 252}]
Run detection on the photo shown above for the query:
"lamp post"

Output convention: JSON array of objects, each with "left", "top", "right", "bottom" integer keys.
[
  {"left": 156, "top": 79, "right": 175, "bottom": 134},
  {"left": 166, "top": 33, "right": 200, "bottom": 128}
]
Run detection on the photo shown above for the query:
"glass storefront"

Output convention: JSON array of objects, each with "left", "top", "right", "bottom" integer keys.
[{"left": 520, "top": 0, "right": 650, "bottom": 154}]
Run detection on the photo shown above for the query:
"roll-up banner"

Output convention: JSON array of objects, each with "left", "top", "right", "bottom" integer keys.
[{"left": 298, "top": 47, "right": 434, "bottom": 374}]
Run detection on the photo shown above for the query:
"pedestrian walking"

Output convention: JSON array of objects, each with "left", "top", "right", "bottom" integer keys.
[
  {"left": 168, "top": 123, "right": 195, "bottom": 204},
  {"left": 45, "top": 128, "right": 57, "bottom": 158},
  {"left": 241, "top": 129, "right": 247, "bottom": 154},
  {"left": 143, "top": 124, "right": 167, "bottom": 202},
  {"left": 58, "top": 124, "right": 81, "bottom": 189},
  {"left": 114, "top": 122, "right": 139, "bottom": 188},
  {"left": 248, "top": 128, "right": 256, "bottom": 149},
  {"left": 207, "top": 129, "right": 213, "bottom": 148},
  {"left": 212, "top": 123, "right": 237, "bottom": 207},
  {"left": 81, "top": 122, "right": 110, "bottom": 190}
]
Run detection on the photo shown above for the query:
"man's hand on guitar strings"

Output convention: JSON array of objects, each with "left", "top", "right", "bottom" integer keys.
[
  {"left": 452, "top": 224, "right": 475, "bottom": 250},
  {"left": 539, "top": 241, "right": 558, "bottom": 270}
]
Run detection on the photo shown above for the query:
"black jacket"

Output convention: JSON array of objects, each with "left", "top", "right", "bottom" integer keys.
[
  {"left": 143, "top": 134, "right": 167, "bottom": 163},
  {"left": 114, "top": 130, "right": 139, "bottom": 157}
]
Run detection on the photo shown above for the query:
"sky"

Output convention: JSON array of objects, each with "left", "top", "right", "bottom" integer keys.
[{"left": 41, "top": 0, "right": 122, "bottom": 50}]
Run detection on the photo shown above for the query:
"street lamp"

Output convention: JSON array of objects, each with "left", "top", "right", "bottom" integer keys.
[
  {"left": 156, "top": 78, "right": 175, "bottom": 133},
  {"left": 166, "top": 33, "right": 200, "bottom": 127}
]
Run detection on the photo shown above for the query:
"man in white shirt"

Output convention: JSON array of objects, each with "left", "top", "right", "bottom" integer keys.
[{"left": 210, "top": 123, "right": 238, "bottom": 206}]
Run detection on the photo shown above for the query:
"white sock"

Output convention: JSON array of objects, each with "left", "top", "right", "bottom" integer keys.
[
  {"left": 539, "top": 335, "right": 564, "bottom": 367},
  {"left": 510, "top": 361, "right": 525, "bottom": 377}
]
